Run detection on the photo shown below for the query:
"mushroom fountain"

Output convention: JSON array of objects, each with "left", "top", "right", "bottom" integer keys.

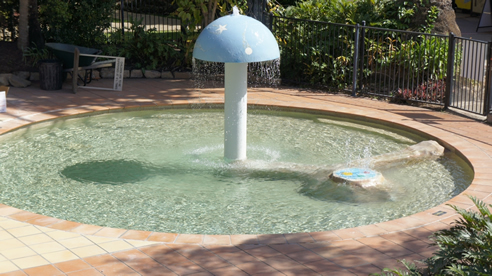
[{"left": 193, "top": 7, "right": 280, "bottom": 161}]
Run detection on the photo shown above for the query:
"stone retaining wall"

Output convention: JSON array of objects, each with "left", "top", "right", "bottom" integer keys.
[{"left": 0, "top": 69, "right": 191, "bottom": 88}]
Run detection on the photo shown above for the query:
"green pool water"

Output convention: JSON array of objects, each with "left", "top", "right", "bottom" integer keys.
[{"left": 0, "top": 108, "right": 473, "bottom": 234}]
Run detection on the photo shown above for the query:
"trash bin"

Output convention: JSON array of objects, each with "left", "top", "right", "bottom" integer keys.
[{"left": 39, "top": 59, "right": 63, "bottom": 90}]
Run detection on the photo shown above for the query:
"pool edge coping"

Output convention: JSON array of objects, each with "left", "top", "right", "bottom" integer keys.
[{"left": 1, "top": 99, "right": 490, "bottom": 246}]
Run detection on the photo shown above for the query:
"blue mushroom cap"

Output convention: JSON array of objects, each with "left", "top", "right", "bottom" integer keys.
[{"left": 193, "top": 14, "right": 280, "bottom": 63}]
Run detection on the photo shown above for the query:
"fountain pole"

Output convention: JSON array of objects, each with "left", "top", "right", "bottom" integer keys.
[
  {"left": 192, "top": 6, "right": 279, "bottom": 161},
  {"left": 224, "top": 63, "right": 248, "bottom": 161}
]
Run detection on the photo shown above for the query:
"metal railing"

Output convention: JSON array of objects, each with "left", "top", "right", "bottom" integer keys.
[
  {"left": 272, "top": 16, "right": 356, "bottom": 91},
  {"left": 107, "top": 0, "right": 181, "bottom": 43},
  {"left": 270, "top": 15, "right": 492, "bottom": 115},
  {"left": 447, "top": 36, "right": 491, "bottom": 115},
  {"left": 358, "top": 25, "right": 449, "bottom": 105}
]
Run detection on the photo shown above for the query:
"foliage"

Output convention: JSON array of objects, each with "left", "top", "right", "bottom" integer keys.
[
  {"left": 38, "top": 0, "right": 114, "bottom": 47},
  {"left": 121, "top": 0, "right": 177, "bottom": 16},
  {"left": 277, "top": 0, "right": 439, "bottom": 33},
  {"left": 394, "top": 79, "right": 446, "bottom": 103},
  {"left": 272, "top": 0, "right": 447, "bottom": 93},
  {"left": 0, "top": 0, "right": 18, "bottom": 41},
  {"left": 173, "top": 0, "right": 236, "bottom": 66},
  {"left": 103, "top": 19, "right": 182, "bottom": 70},
  {"left": 274, "top": 18, "right": 355, "bottom": 88},
  {"left": 372, "top": 196, "right": 492, "bottom": 275},
  {"left": 22, "top": 42, "right": 52, "bottom": 66}
]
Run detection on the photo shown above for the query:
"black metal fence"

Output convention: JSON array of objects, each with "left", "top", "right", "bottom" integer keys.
[
  {"left": 109, "top": 0, "right": 181, "bottom": 42},
  {"left": 271, "top": 15, "right": 492, "bottom": 116},
  {"left": 448, "top": 36, "right": 491, "bottom": 115}
]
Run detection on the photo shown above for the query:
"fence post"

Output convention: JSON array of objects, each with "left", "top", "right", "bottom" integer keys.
[
  {"left": 359, "top": 21, "right": 366, "bottom": 91},
  {"left": 352, "top": 23, "right": 360, "bottom": 97},
  {"left": 444, "top": 33, "right": 455, "bottom": 109},
  {"left": 485, "top": 41, "right": 492, "bottom": 115},
  {"left": 120, "top": 0, "right": 125, "bottom": 40}
]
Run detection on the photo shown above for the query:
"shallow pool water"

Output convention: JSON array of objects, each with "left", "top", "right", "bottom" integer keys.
[{"left": 0, "top": 108, "right": 473, "bottom": 234}]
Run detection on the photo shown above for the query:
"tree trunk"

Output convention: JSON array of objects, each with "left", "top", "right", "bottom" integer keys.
[
  {"left": 28, "top": 0, "right": 44, "bottom": 49},
  {"left": 18, "top": 0, "right": 29, "bottom": 50}
]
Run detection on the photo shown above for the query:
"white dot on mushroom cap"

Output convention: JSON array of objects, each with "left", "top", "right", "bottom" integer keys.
[{"left": 245, "top": 47, "right": 253, "bottom": 55}]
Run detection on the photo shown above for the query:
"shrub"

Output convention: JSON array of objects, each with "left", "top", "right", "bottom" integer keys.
[
  {"left": 103, "top": 19, "right": 182, "bottom": 70},
  {"left": 39, "top": 0, "right": 114, "bottom": 47},
  {"left": 373, "top": 196, "right": 492, "bottom": 275},
  {"left": 0, "top": 0, "right": 18, "bottom": 41}
]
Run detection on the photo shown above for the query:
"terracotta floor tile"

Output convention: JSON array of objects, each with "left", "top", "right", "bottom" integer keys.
[
  {"left": 83, "top": 254, "right": 118, "bottom": 267},
  {"left": 309, "top": 231, "right": 342, "bottom": 242},
  {"left": 124, "top": 259, "right": 175, "bottom": 276},
  {"left": 0, "top": 270, "right": 27, "bottom": 276},
  {"left": 0, "top": 231, "right": 14, "bottom": 241},
  {"left": 30, "top": 241, "right": 66, "bottom": 254},
  {"left": 46, "top": 230, "right": 81, "bottom": 241},
  {"left": 49, "top": 221, "right": 82, "bottom": 231},
  {"left": 217, "top": 252, "right": 259, "bottom": 265},
  {"left": 0, "top": 261, "right": 21, "bottom": 274},
  {"left": 23, "top": 264, "right": 63, "bottom": 276},
  {"left": 286, "top": 250, "right": 325, "bottom": 264},
  {"left": 202, "top": 244, "right": 241, "bottom": 254},
  {"left": 54, "top": 259, "right": 92, "bottom": 273},
  {"left": 120, "top": 230, "right": 151, "bottom": 241},
  {"left": 281, "top": 267, "right": 321, "bottom": 276},
  {"left": 66, "top": 268, "right": 104, "bottom": 276},
  {"left": 95, "top": 262, "right": 138, "bottom": 276},
  {"left": 244, "top": 245, "right": 283, "bottom": 260},
  {"left": 0, "top": 220, "right": 27, "bottom": 230},
  {"left": 11, "top": 255, "right": 49, "bottom": 270},
  {"left": 332, "top": 228, "right": 366, "bottom": 239},
  {"left": 262, "top": 255, "right": 303, "bottom": 271},
  {"left": 147, "top": 232, "right": 177, "bottom": 243},
  {"left": 7, "top": 225, "right": 42, "bottom": 238},
  {"left": 311, "top": 245, "right": 348, "bottom": 259},
  {"left": 175, "top": 234, "right": 204, "bottom": 244},
  {"left": 8, "top": 212, "right": 41, "bottom": 222},
  {"left": 57, "top": 236, "right": 94, "bottom": 249},
  {"left": 71, "top": 245, "right": 107, "bottom": 258},
  {"left": 165, "top": 260, "right": 206, "bottom": 275},
  {"left": 348, "top": 264, "right": 383, "bottom": 275},
  {"left": 203, "top": 235, "right": 231, "bottom": 245},
  {"left": 257, "top": 234, "right": 287, "bottom": 244},
  {"left": 236, "top": 261, "right": 277, "bottom": 274},
  {"left": 209, "top": 265, "right": 249, "bottom": 276},
  {"left": 284, "top": 233, "right": 315, "bottom": 243},
  {"left": 17, "top": 233, "right": 54, "bottom": 246},
  {"left": 42, "top": 250, "right": 79, "bottom": 263},
  {"left": 93, "top": 227, "right": 127, "bottom": 238},
  {"left": 328, "top": 254, "right": 370, "bottom": 269},
  {"left": 0, "top": 247, "right": 37, "bottom": 260},
  {"left": 304, "top": 259, "right": 343, "bottom": 273},
  {"left": 98, "top": 240, "right": 133, "bottom": 252},
  {"left": 0, "top": 239, "right": 25, "bottom": 250},
  {"left": 70, "top": 225, "right": 103, "bottom": 235},
  {"left": 150, "top": 251, "right": 190, "bottom": 266},
  {"left": 230, "top": 234, "right": 258, "bottom": 245},
  {"left": 269, "top": 244, "right": 306, "bottom": 254},
  {"left": 192, "top": 256, "right": 232, "bottom": 270}
]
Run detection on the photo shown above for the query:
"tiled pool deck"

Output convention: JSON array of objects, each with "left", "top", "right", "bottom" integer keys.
[{"left": 1, "top": 79, "right": 492, "bottom": 275}]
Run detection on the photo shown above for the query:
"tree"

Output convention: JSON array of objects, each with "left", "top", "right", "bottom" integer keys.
[{"left": 18, "top": 0, "right": 28, "bottom": 49}]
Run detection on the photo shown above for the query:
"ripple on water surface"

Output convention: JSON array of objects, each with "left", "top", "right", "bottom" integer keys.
[{"left": 0, "top": 109, "right": 473, "bottom": 234}]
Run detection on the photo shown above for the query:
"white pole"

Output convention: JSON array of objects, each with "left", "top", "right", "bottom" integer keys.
[{"left": 224, "top": 62, "right": 248, "bottom": 161}]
